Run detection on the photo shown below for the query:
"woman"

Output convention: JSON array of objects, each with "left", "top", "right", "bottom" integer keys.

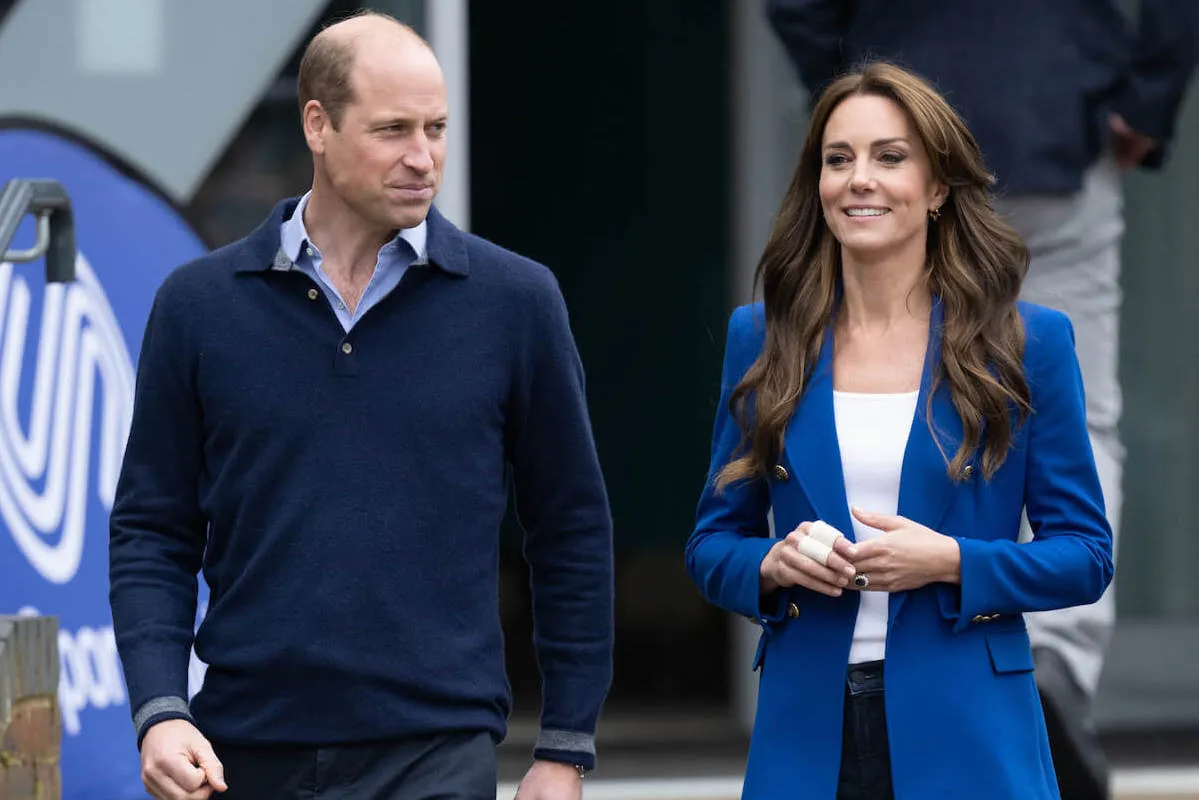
[{"left": 686, "top": 63, "right": 1113, "bottom": 800}]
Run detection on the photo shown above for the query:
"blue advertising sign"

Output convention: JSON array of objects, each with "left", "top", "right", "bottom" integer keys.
[{"left": 0, "top": 124, "right": 209, "bottom": 799}]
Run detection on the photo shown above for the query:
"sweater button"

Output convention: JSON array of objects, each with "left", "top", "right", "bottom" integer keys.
[
  {"left": 341, "top": 342, "right": 353, "bottom": 355},
  {"left": 307, "top": 288, "right": 319, "bottom": 300}
]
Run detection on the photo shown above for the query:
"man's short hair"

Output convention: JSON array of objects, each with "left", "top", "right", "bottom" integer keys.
[
  {"left": 296, "top": 11, "right": 411, "bottom": 130},
  {"left": 297, "top": 26, "right": 357, "bottom": 130}
]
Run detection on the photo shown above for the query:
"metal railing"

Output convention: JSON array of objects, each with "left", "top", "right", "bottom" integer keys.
[{"left": 0, "top": 178, "right": 75, "bottom": 282}]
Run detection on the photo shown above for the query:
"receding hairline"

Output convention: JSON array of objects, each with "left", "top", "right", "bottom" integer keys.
[
  {"left": 297, "top": 11, "right": 439, "bottom": 127},
  {"left": 311, "top": 11, "right": 433, "bottom": 62}
]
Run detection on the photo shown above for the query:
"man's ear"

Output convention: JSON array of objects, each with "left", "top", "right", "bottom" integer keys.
[{"left": 302, "top": 100, "right": 329, "bottom": 154}]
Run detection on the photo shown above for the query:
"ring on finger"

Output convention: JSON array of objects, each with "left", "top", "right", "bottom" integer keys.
[{"left": 853, "top": 572, "right": 870, "bottom": 590}]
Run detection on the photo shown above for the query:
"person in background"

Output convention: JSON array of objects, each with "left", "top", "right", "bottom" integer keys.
[
  {"left": 766, "top": 2, "right": 1198, "bottom": 796},
  {"left": 686, "top": 62, "right": 1113, "bottom": 799},
  {"left": 109, "top": 11, "right": 612, "bottom": 800}
]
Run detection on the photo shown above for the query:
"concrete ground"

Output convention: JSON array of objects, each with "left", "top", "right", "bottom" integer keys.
[
  {"left": 495, "top": 713, "right": 1199, "bottom": 799},
  {"left": 496, "top": 769, "right": 1199, "bottom": 799}
]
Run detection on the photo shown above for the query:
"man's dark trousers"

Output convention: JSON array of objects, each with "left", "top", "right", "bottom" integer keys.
[{"left": 212, "top": 730, "right": 497, "bottom": 799}]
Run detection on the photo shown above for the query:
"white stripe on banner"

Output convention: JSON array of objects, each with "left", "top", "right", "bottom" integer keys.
[{"left": 497, "top": 767, "right": 1199, "bottom": 799}]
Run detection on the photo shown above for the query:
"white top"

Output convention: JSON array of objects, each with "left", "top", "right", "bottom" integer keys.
[{"left": 833, "top": 389, "right": 919, "bottom": 665}]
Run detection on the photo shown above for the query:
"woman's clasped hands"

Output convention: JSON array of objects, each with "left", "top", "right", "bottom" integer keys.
[{"left": 759, "top": 508, "right": 961, "bottom": 597}]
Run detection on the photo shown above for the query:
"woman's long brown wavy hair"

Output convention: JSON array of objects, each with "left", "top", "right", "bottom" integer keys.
[{"left": 716, "top": 62, "right": 1032, "bottom": 490}]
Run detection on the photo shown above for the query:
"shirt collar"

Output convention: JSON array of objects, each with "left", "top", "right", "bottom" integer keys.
[
  {"left": 280, "top": 190, "right": 429, "bottom": 266},
  {"left": 238, "top": 197, "right": 467, "bottom": 276}
]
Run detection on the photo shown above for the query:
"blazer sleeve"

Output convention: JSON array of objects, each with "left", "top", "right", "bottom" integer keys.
[
  {"left": 942, "top": 310, "right": 1115, "bottom": 633},
  {"left": 685, "top": 306, "right": 789, "bottom": 625}
]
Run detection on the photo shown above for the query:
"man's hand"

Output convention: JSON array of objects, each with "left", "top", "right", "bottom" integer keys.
[
  {"left": 1109, "top": 113, "right": 1159, "bottom": 170},
  {"left": 512, "top": 759, "right": 582, "bottom": 800},
  {"left": 140, "top": 719, "right": 227, "bottom": 800},
  {"left": 845, "top": 507, "right": 961, "bottom": 592}
]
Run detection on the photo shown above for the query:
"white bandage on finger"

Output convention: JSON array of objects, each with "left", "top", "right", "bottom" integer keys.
[
  {"left": 808, "top": 520, "right": 845, "bottom": 549},
  {"left": 796, "top": 535, "right": 833, "bottom": 567}
]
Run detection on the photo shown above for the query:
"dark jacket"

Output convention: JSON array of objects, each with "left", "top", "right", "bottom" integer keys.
[{"left": 767, "top": 0, "right": 1198, "bottom": 193}]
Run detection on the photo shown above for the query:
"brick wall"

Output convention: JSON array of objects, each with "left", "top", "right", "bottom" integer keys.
[{"left": 0, "top": 616, "right": 61, "bottom": 800}]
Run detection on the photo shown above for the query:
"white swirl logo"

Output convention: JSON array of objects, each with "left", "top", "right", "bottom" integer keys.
[{"left": 0, "top": 253, "right": 134, "bottom": 584}]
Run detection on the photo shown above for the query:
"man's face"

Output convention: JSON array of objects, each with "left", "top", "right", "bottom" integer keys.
[{"left": 312, "top": 42, "right": 447, "bottom": 231}]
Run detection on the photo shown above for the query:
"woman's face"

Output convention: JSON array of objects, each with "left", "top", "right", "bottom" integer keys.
[{"left": 818, "top": 94, "right": 947, "bottom": 263}]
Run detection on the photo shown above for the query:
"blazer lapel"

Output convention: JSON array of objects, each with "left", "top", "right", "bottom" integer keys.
[
  {"left": 890, "top": 297, "right": 967, "bottom": 624},
  {"left": 781, "top": 328, "right": 858, "bottom": 543}
]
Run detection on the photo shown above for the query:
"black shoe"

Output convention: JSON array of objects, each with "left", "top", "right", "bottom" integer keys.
[{"left": 1034, "top": 647, "right": 1111, "bottom": 800}]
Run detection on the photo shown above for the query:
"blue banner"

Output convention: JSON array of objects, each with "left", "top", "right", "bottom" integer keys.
[{"left": 0, "top": 125, "right": 209, "bottom": 799}]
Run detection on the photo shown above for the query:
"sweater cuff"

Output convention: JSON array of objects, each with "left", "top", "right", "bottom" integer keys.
[
  {"left": 133, "top": 695, "right": 194, "bottom": 748},
  {"left": 533, "top": 729, "right": 596, "bottom": 772}
]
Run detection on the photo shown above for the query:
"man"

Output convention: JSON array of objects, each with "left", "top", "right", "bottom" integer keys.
[
  {"left": 765, "top": 1, "right": 1197, "bottom": 797},
  {"left": 109, "top": 12, "right": 613, "bottom": 800}
]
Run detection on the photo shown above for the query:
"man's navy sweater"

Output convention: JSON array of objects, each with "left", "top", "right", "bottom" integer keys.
[{"left": 109, "top": 200, "right": 614, "bottom": 768}]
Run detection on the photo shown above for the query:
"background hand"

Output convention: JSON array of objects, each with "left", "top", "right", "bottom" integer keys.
[{"left": 1109, "top": 113, "right": 1158, "bottom": 170}]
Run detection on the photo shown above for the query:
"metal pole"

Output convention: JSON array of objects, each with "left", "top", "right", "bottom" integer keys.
[
  {"left": 0, "top": 179, "right": 76, "bottom": 283},
  {"left": 426, "top": 0, "right": 470, "bottom": 231}
]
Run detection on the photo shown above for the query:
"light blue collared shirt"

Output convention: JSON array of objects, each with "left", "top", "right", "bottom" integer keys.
[{"left": 280, "top": 191, "right": 428, "bottom": 332}]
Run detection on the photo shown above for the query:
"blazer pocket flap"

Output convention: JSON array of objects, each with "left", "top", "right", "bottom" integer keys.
[{"left": 986, "top": 629, "right": 1035, "bottom": 674}]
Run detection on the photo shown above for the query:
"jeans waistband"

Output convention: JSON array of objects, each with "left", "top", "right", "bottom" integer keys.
[{"left": 847, "top": 660, "right": 885, "bottom": 697}]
